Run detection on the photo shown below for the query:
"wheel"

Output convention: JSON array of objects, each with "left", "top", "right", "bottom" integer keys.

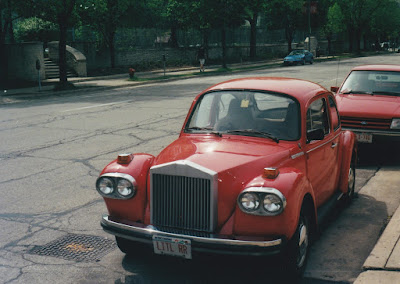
[
  {"left": 301, "top": 59, "right": 305, "bottom": 65},
  {"left": 116, "top": 236, "right": 143, "bottom": 255},
  {"left": 344, "top": 155, "right": 356, "bottom": 204},
  {"left": 284, "top": 207, "right": 310, "bottom": 279},
  {"left": 309, "top": 59, "right": 313, "bottom": 64}
]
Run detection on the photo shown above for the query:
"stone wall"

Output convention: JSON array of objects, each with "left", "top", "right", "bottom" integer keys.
[
  {"left": 48, "top": 42, "right": 87, "bottom": 77},
  {"left": 5, "top": 42, "right": 45, "bottom": 82}
]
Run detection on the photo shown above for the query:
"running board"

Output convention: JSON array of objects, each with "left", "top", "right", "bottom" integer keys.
[{"left": 317, "top": 191, "right": 343, "bottom": 225}]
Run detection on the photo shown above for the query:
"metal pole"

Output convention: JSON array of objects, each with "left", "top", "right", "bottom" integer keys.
[{"left": 308, "top": 0, "right": 311, "bottom": 51}]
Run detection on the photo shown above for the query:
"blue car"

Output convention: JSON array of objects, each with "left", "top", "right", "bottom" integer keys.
[{"left": 283, "top": 49, "right": 314, "bottom": 65}]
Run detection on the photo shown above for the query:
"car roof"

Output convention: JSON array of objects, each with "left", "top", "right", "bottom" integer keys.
[
  {"left": 204, "top": 77, "right": 328, "bottom": 104},
  {"left": 351, "top": 64, "right": 400, "bottom": 72}
]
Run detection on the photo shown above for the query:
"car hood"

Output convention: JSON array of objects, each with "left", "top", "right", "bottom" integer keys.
[
  {"left": 152, "top": 135, "right": 292, "bottom": 229},
  {"left": 336, "top": 93, "right": 400, "bottom": 118}
]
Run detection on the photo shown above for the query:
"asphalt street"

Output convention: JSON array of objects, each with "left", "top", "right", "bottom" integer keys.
[{"left": 1, "top": 54, "right": 400, "bottom": 284}]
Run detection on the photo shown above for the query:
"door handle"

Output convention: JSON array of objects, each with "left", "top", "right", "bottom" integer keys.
[{"left": 331, "top": 142, "right": 338, "bottom": 148}]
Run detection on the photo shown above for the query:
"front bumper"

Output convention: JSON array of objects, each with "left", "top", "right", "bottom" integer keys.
[{"left": 101, "top": 215, "right": 285, "bottom": 256}]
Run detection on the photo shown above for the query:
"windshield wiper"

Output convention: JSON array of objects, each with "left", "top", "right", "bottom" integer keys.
[
  {"left": 186, "top": 127, "right": 222, "bottom": 137},
  {"left": 342, "top": 90, "right": 372, "bottom": 95},
  {"left": 371, "top": 91, "right": 400, "bottom": 97},
  {"left": 226, "top": 129, "right": 279, "bottom": 143}
]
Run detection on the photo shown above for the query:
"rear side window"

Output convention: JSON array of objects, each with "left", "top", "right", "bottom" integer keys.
[{"left": 306, "top": 98, "right": 330, "bottom": 135}]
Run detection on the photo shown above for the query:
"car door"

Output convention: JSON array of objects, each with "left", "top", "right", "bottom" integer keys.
[{"left": 305, "top": 95, "right": 338, "bottom": 207}]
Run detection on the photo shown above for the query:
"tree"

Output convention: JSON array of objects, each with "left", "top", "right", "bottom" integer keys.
[
  {"left": 266, "top": 0, "right": 304, "bottom": 53},
  {"left": 336, "top": 0, "right": 382, "bottom": 52},
  {"left": 321, "top": 3, "right": 345, "bottom": 55},
  {"left": 243, "top": 0, "right": 267, "bottom": 59},
  {"left": 78, "top": 0, "right": 131, "bottom": 68}
]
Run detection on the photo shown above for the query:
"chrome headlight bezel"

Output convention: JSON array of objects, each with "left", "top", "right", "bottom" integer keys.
[
  {"left": 96, "top": 173, "right": 137, "bottom": 199},
  {"left": 390, "top": 118, "right": 400, "bottom": 129},
  {"left": 238, "top": 187, "right": 286, "bottom": 216}
]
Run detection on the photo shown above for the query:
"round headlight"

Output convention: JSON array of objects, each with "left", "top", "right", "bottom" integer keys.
[
  {"left": 98, "top": 178, "right": 114, "bottom": 195},
  {"left": 117, "top": 179, "right": 134, "bottom": 197},
  {"left": 390, "top": 118, "right": 400, "bottom": 129},
  {"left": 263, "top": 194, "right": 283, "bottom": 213},
  {"left": 240, "top": 193, "right": 260, "bottom": 211}
]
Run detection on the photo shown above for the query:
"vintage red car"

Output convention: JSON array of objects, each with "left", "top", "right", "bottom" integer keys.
[
  {"left": 331, "top": 64, "right": 400, "bottom": 143},
  {"left": 96, "top": 77, "right": 356, "bottom": 277}
]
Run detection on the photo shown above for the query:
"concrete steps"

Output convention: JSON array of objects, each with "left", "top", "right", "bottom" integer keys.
[{"left": 44, "top": 58, "right": 76, "bottom": 79}]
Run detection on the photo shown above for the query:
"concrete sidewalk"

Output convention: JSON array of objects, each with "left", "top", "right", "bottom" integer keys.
[
  {"left": 354, "top": 167, "right": 400, "bottom": 284},
  {"left": 0, "top": 59, "right": 284, "bottom": 102}
]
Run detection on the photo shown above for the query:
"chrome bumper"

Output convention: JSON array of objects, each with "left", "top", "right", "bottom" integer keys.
[{"left": 101, "top": 215, "right": 284, "bottom": 256}]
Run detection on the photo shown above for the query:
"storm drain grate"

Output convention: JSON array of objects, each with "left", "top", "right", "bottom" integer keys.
[{"left": 29, "top": 234, "right": 116, "bottom": 262}]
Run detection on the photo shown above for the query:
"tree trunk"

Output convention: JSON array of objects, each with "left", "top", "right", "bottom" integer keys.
[
  {"left": 58, "top": 14, "right": 68, "bottom": 85},
  {"left": 249, "top": 13, "right": 257, "bottom": 59},
  {"left": 221, "top": 27, "right": 227, "bottom": 69},
  {"left": 108, "top": 31, "right": 116, "bottom": 68},
  {"left": 170, "top": 26, "right": 179, "bottom": 48},
  {"left": 348, "top": 29, "right": 353, "bottom": 53}
]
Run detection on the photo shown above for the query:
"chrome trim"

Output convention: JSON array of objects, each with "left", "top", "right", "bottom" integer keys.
[
  {"left": 342, "top": 127, "right": 400, "bottom": 137},
  {"left": 291, "top": 151, "right": 304, "bottom": 159},
  {"left": 150, "top": 160, "right": 218, "bottom": 232},
  {"left": 331, "top": 142, "right": 338, "bottom": 148},
  {"left": 306, "top": 133, "right": 340, "bottom": 154},
  {"left": 238, "top": 187, "right": 287, "bottom": 216},
  {"left": 101, "top": 215, "right": 283, "bottom": 249}
]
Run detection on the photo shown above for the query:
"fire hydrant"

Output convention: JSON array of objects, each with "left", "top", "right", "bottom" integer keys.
[{"left": 129, "top": 68, "right": 135, "bottom": 79}]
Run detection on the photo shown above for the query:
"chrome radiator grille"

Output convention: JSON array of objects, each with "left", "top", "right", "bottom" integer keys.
[
  {"left": 152, "top": 174, "right": 211, "bottom": 231},
  {"left": 150, "top": 161, "right": 217, "bottom": 233}
]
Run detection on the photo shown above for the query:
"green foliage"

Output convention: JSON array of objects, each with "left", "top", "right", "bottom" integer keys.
[
  {"left": 321, "top": 3, "right": 345, "bottom": 38},
  {"left": 14, "top": 17, "right": 58, "bottom": 42}
]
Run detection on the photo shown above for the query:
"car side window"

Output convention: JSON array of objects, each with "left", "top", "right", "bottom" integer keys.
[
  {"left": 306, "top": 98, "right": 330, "bottom": 135},
  {"left": 328, "top": 96, "right": 340, "bottom": 131}
]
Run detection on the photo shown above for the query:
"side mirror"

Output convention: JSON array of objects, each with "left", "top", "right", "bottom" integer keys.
[
  {"left": 307, "top": 128, "right": 325, "bottom": 142},
  {"left": 330, "top": 86, "right": 339, "bottom": 93}
]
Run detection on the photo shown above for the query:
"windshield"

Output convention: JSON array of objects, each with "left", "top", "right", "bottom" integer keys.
[
  {"left": 340, "top": 70, "right": 400, "bottom": 96},
  {"left": 185, "top": 90, "right": 300, "bottom": 141},
  {"left": 289, "top": 50, "right": 304, "bottom": 55}
]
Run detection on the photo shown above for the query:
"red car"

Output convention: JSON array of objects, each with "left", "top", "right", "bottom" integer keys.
[
  {"left": 96, "top": 77, "right": 356, "bottom": 278},
  {"left": 331, "top": 65, "right": 400, "bottom": 143}
]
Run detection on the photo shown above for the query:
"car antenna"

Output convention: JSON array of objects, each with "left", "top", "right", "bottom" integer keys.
[{"left": 335, "top": 57, "right": 341, "bottom": 87}]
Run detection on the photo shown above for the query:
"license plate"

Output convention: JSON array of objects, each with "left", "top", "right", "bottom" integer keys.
[
  {"left": 153, "top": 235, "right": 192, "bottom": 259},
  {"left": 356, "top": 132, "right": 373, "bottom": 143}
]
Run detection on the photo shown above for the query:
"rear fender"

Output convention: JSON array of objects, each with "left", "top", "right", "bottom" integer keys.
[{"left": 338, "top": 130, "right": 357, "bottom": 194}]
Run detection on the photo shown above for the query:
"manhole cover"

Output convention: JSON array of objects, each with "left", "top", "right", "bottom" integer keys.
[{"left": 29, "top": 234, "right": 116, "bottom": 262}]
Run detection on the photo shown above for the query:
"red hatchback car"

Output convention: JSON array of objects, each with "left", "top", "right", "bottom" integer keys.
[
  {"left": 331, "top": 65, "right": 400, "bottom": 143},
  {"left": 96, "top": 77, "right": 356, "bottom": 278}
]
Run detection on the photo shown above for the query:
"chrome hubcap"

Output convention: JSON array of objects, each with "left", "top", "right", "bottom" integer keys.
[
  {"left": 348, "top": 166, "right": 355, "bottom": 195},
  {"left": 297, "top": 219, "right": 308, "bottom": 267}
]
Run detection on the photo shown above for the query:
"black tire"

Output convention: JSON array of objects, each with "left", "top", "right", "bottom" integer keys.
[
  {"left": 310, "top": 59, "right": 313, "bottom": 64},
  {"left": 284, "top": 207, "right": 311, "bottom": 279},
  {"left": 301, "top": 59, "right": 305, "bottom": 65}
]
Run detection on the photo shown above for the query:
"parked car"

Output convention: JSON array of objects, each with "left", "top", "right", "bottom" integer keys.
[
  {"left": 283, "top": 49, "right": 314, "bottom": 65},
  {"left": 331, "top": 65, "right": 400, "bottom": 143},
  {"left": 96, "top": 77, "right": 356, "bottom": 279}
]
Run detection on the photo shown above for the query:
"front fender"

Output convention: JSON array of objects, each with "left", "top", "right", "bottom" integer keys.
[
  {"left": 231, "top": 167, "right": 316, "bottom": 240},
  {"left": 338, "top": 130, "right": 357, "bottom": 194},
  {"left": 99, "top": 153, "right": 155, "bottom": 222}
]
